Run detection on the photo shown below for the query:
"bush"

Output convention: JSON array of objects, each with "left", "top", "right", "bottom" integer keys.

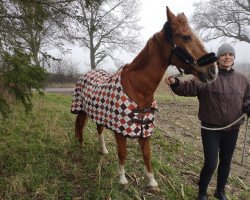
[{"left": 0, "top": 49, "right": 48, "bottom": 118}]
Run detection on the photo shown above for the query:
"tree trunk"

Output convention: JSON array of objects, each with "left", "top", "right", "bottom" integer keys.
[
  {"left": 90, "top": 49, "right": 96, "bottom": 69},
  {"left": 89, "top": 19, "right": 96, "bottom": 69}
]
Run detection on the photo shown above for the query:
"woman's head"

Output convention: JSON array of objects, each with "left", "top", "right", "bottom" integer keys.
[{"left": 217, "top": 43, "right": 235, "bottom": 69}]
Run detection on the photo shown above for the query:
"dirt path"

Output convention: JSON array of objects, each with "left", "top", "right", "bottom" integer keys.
[{"left": 44, "top": 88, "right": 74, "bottom": 93}]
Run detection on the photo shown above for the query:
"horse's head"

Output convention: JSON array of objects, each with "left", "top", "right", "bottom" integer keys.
[{"left": 164, "top": 7, "right": 217, "bottom": 83}]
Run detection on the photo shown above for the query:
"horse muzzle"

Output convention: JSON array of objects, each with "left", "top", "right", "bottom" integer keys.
[
  {"left": 196, "top": 63, "right": 218, "bottom": 83},
  {"left": 172, "top": 48, "right": 218, "bottom": 83}
]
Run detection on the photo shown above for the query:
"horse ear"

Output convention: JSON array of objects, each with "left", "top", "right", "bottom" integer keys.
[
  {"left": 179, "top": 13, "right": 188, "bottom": 21},
  {"left": 166, "top": 6, "right": 176, "bottom": 22}
]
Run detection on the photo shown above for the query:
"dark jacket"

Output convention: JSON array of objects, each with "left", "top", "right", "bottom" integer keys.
[{"left": 171, "top": 68, "right": 250, "bottom": 130}]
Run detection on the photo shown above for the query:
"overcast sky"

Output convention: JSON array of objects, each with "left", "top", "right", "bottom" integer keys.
[
  {"left": 67, "top": 0, "right": 250, "bottom": 72},
  {"left": 140, "top": 0, "right": 197, "bottom": 38}
]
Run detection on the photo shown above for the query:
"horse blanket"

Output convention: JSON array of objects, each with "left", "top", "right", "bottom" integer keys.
[{"left": 71, "top": 69, "right": 157, "bottom": 138}]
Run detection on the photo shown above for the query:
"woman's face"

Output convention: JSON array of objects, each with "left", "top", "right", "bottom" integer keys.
[{"left": 218, "top": 53, "right": 235, "bottom": 70}]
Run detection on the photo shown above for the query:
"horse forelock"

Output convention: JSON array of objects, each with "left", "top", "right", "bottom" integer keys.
[{"left": 176, "top": 13, "right": 188, "bottom": 24}]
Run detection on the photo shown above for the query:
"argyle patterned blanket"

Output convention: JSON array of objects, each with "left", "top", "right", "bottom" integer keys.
[{"left": 71, "top": 69, "right": 157, "bottom": 138}]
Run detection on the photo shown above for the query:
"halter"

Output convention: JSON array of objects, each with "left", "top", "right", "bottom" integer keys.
[{"left": 163, "top": 22, "right": 217, "bottom": 74}]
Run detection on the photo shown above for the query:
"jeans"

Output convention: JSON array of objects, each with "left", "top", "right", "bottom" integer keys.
[{"left": 198, "top": 127, "right": 239, "bottom": 193}]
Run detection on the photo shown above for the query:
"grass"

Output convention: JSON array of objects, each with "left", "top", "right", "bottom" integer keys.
[{"left": 0, "top": 93, "right": 249, "bottom": 200}]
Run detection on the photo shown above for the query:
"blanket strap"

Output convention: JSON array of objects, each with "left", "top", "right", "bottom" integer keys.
[
  {"left": 131, "top": 119, "right": 154, "bottom": 125},
  {"left": 132, "top": 107, "right": 158, "bottom": 113},
  {"left": 131, "top": 107, "right": 157, "bottom": 125}
]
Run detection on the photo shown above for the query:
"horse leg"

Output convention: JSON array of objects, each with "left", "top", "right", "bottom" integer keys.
[
  {"left": 75, "top": 112, "right": 87, "bottom": 146},
  {"left": 96, "top": 124, "right": 108, "bottom": 154},
  {"left": 115, "top": 132, "right": 128, "bottom": 185},
  {"left": 138, "top": 137, "right": 158, "bottom": 188}
]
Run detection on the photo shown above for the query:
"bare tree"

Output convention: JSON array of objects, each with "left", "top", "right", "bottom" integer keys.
[
  {"left": 47, "top": 58, "right": 80, "bottom": 84},
  {"left": 0, "top": 0, "right": 74, "bottom": 117},
  {"left": 69, "top": 0, "right": 142, "bottom": 69},
  {"left": 191, "top": 0, "right": 250, "bottom": 43},
  {"left": 0, "top": 0, "right": 73, "bottom": 66},
  {"left": 48, "top": 58, "right": 79, "bottom": 75}
]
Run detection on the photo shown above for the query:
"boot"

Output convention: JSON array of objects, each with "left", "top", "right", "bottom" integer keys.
[
  {"left": 197, "top": 191, "right": 208, "bottom": 200},
  {"left": 214, "top": 189, "right": 228, "bottom": 200}
]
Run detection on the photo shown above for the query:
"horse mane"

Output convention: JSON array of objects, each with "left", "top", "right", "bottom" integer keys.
[{"left": 128, "top": 32, "right": 164, "bottom": 70}]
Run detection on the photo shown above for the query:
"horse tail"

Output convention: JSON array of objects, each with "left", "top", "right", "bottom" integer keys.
[{"left": 75, "top": 112, "right": 87, "bottom": 145}]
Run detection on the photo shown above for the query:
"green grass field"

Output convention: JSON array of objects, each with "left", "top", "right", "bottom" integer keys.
[{"left": 0, "top": 93, "right": 249, "bottom": 200}]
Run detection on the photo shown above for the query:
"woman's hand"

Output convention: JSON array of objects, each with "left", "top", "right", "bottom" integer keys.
[{"left": 165, "top": 76, "right": 176, "bottom": 85}]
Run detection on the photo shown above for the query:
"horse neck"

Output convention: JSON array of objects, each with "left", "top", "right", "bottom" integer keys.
[{"left": 121, "top": 35, "right": 171, "bottom": 107}]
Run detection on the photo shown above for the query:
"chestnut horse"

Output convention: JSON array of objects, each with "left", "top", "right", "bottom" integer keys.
[{"left": 71, "top": 7, "right": 217, "bottom": 190}]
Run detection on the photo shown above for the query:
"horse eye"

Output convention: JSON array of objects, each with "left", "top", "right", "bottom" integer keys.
[{"left": 182, "top": 35, "right": 192, "bottom": 42}]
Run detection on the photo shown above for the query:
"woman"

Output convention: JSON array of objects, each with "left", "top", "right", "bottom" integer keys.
[{"left": 165, "top": 43, "right": 250, "bottom": 200}]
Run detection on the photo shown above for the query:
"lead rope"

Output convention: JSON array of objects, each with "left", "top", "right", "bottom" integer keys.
[{"left": 241, "top": 118, "right": 249, "bottom": 165}]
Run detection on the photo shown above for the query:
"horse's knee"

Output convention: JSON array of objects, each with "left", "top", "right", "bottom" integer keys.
[
  {"left": 142, "top": 150, "right": 151, "bottom": 160},
  {"left": 115, "top": 133, "right": 127, "bottom": 164},
  {"left": 139, "top": 139, "right": 151, "bottom": 160},
  {"left": 116, "top": 145, "right": 127, "bottom": 165},
  {"left": 117, "top": 149, "right": 127, "bottom": 162}
]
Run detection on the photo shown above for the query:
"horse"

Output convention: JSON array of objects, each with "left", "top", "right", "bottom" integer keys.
[{"left": 71, "top": 7, "right": 218, "bottom": 190}]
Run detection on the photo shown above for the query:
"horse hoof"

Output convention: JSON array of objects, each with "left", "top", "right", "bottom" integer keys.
[
  {"left": 147, "top": 186, "right": 160, "bottom": 193},
  {"left": 79, "top": 142, "right": 84, "bottom": 148},
  {"left": 102, "top": 148, "right": 108, "bottom": 154},
  {"left": 119, "top": 178, "right": 129, "bottom": 185},
  {"left": 120, "top": 183, "right": 129, "bottom": 190}
]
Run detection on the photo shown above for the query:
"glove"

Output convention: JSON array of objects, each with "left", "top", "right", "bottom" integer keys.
[{"left": 243, "top": 107, "right": 250, "bottom": 117}]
